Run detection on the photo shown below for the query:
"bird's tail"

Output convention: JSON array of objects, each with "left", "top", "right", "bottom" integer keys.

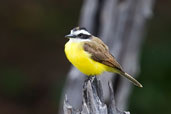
[{"left": 119, "top": 72, "right": 143, "bottom": 88}]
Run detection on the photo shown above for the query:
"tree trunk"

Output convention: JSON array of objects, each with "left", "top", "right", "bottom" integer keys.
[{"left": 59, "top": 0, "right": 155, "bottom": 113}]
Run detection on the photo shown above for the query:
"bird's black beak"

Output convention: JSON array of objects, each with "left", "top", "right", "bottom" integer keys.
[{"left": 65, "top": 34, "right": 76, "bottom": 38}]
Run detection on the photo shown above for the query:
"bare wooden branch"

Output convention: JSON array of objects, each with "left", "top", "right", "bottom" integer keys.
[{"left": 63, "top": 77, "right": 130, "bottom": 114}]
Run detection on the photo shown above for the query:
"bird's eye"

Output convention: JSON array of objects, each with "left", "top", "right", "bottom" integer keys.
[
  {"left": 78, "top": 33, "right": 84, "bottom": 37},
  {"left": 77, "top": 33, "right": 90, "bottom": 39}
]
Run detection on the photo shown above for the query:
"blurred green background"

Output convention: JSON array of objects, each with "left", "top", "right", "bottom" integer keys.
[
  {"left": 0, "top": 0, "right": 170, "bottom": 114},
  {"left": 129, "top": 1, "right": 171, "bottom": 114}
]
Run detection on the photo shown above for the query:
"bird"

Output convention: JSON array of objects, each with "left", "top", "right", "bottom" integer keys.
[{"left": 64, "top": 27, "right": 143, "bottom": 88}]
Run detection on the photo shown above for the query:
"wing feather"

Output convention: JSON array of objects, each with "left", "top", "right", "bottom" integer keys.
[{"left": 83, "top": 37, "right": 123, "bottom": 71}]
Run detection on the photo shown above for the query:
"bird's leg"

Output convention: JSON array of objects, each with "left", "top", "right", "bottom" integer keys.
[
  {"left": 89, "top": 75, "right": 96, "bottom": 81},
  {"left": 89, "top": 76, "right": 96, "bottom": 83},
  {"left": 88, "top": 76, "right": 92, "bottom": 80},
  {"left": 85, "top": 76, "right": 96, "bottom": 83},
  {"left": 92, "top": 75, "right": 96, "bottom": 78}
]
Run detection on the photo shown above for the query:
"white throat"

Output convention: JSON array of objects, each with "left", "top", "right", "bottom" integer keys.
[{"left": 69, "top": 38, "right": 91, "bottom": 43}]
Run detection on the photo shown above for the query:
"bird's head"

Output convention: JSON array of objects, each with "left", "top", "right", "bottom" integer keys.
[{"left": 65, "top": 27, "right": 92, "bottom": 39}]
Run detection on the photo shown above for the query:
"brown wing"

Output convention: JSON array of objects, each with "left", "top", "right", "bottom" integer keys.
[{"left": 83, "top": 37, "right": 123, "bottom": 71}]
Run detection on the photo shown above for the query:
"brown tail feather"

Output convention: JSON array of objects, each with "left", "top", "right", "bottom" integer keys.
[{"left": 119, "top": 72, "right": 143, "bottom": 88}]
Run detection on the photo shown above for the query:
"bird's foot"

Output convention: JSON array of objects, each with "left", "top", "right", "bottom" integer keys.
[{"left": 85, "top": 76, "right": 96, "bottom": 83}]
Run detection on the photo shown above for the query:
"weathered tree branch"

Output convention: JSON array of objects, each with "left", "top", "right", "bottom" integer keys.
[{"left": 63, "top": 77, "right": 130, "bottom": 114}]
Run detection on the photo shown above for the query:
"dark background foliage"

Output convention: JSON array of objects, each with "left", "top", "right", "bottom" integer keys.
[
  {"left": 0, "top": 0, "right": 170, "bottom": 114},
  {"left": 129, "top": 1, "right": 171, "bottom": 113}
]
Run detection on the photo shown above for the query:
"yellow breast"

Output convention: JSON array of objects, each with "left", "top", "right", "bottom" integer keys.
[{"left": 64, "top": 39, "right": 107, "bottom": 76}]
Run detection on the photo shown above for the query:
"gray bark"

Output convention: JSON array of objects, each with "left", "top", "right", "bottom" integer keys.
[
  {"left": 63, "top": 77, "right": 130, "bottom": 114},
  {"left": 59, "top": 0, "right": 155, "bottom": 113}
]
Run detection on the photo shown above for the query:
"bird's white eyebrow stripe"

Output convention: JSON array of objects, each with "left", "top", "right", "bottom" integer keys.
[{"left": 71, "top": 30, "right": 91, "bottom": 35}]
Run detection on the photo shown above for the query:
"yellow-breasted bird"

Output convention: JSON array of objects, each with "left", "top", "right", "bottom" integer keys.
[{"left": 64, "top": 27, "right": 143, "bottom": 87}]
